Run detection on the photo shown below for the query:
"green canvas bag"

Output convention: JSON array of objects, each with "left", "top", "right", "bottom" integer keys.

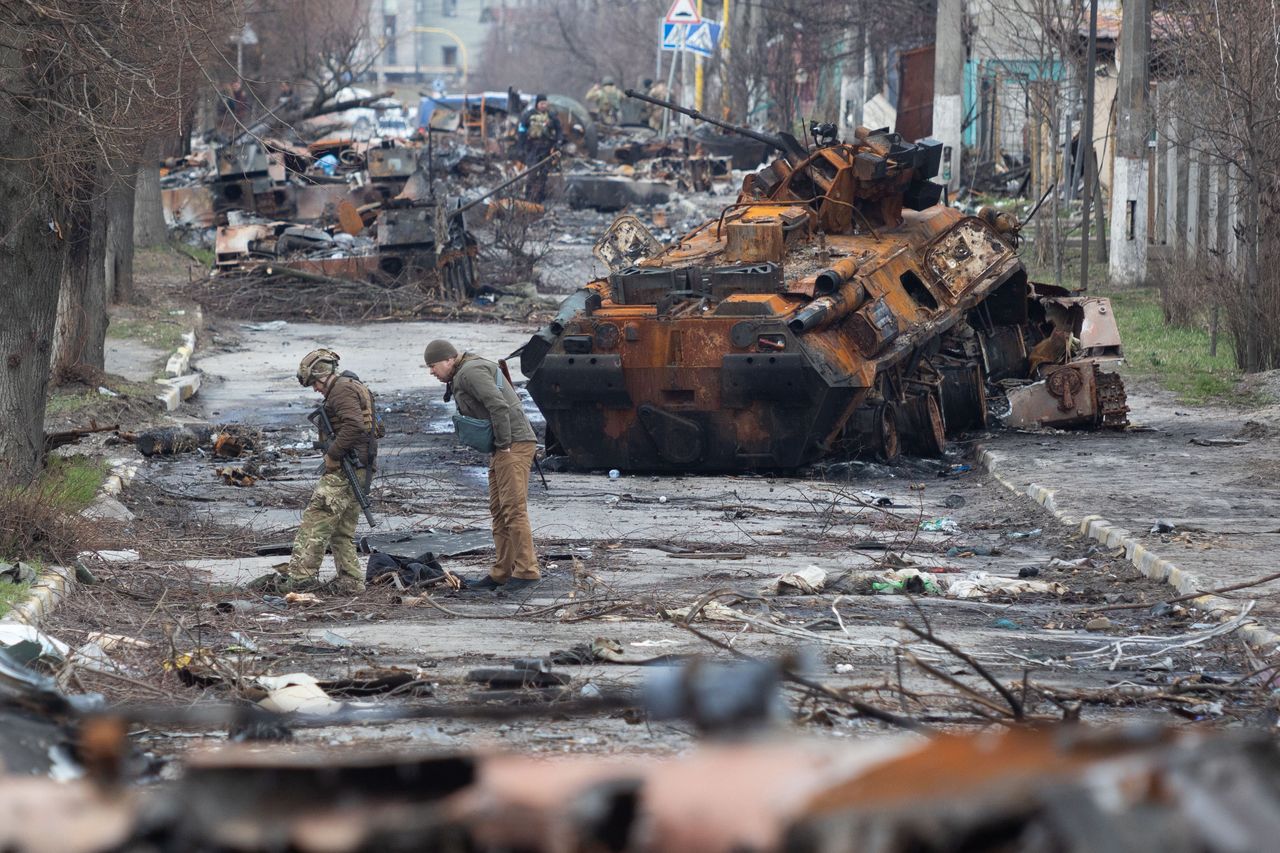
[{"left": 451, "top": 369, "right": 505, "bottom": 453}]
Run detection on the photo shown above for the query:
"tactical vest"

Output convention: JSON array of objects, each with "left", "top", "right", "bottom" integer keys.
[
  {"left": 527, "top": 112, "right": 550, "bottom": 140},
  {"left": 328, "top": 372, "right": 384, "bottom": 467}
]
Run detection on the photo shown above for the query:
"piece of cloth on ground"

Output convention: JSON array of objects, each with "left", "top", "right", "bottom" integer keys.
[{"left": 366, "top": 551, "right": 451, "bottom": 587}]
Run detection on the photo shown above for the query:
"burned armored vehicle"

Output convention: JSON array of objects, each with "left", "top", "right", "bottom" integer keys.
[{"left": 521, "top": 94, "right": 1127, "bottom": 472}]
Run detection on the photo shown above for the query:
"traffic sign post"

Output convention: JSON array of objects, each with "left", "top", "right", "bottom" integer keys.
[
  {"left": 685, "top": 19, "right": 721, "bottom": 58},
  {"left": 664, "top": 0, "right": 700, "bottom": 25},
  {"left": 661, "top": 19, "right": 720, "bottom": 56},
  {"left": 661, "top": 22, "right": 683, "bottom": 51}
]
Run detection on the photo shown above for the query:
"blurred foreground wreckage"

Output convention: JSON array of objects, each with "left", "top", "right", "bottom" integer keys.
[
  {"left": 4, "top": 653, "right": 1278, "bottom": 851},
  {"left": 521, "top": 92, "right": 1128, "bottom": 472},
  {"left": 5, "top": 720, "right": 1280, "bottom": 851}
]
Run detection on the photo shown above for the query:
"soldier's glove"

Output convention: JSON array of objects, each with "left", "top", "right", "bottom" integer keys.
[{"left": 324, "top": 455, "right": 341, "bottom": 473}]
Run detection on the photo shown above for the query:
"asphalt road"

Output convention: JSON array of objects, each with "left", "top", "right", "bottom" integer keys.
[{"left": 55, "top": 320, "right": 1272, "bottom": 759}]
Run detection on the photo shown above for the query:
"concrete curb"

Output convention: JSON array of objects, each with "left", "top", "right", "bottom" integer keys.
[
  {"left": 155, "top": 307, "right": 203, "bottom": 412},
  {"left": 0, "top": 565, "right": 74, "bottom": 627},
  {"left": 976, "top": 445, "right": 1280, "bottom": 654},
  {"left": 155, "top": 373, "right": 202, "bottom": 412},
  {"left": 165, "top": 330, "right": 196, "bottom": 377},
  {"left": 1, "top": 459, "right": 140, "bottom": 627}
]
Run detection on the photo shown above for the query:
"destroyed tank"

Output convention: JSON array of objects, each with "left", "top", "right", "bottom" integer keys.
[{"left": 520, "top": 93, "right": 1127, "bottom": 472}]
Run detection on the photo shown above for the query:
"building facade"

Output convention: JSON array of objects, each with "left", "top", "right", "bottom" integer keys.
[{"left": 365, "top": 0, "right": 500, "bottom": 88}]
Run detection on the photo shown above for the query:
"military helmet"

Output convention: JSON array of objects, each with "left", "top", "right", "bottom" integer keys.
[
  {"left": 602, "top": 76, "right": 615, "bottom": 86},
  {"left": 297, "top": 348, "right": 340, "bottom": 386}
]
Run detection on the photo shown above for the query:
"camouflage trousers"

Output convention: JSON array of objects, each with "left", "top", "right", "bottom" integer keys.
[{"left": 285, "top": 472, "right": 364, "bottom": 584}]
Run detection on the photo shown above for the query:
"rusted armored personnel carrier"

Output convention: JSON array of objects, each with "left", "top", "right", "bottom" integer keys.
[{"left": 521, "top": 94, "right": 1127, "bottom": 471}]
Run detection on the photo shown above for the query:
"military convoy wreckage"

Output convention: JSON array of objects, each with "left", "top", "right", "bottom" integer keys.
[{"left": 522, "top": 92, "right": 1128, "bottom": 472}]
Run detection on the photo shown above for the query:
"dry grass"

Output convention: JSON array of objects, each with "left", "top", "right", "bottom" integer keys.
[{"left": 0, "top": 484, "right": 100, "bottom": 566}]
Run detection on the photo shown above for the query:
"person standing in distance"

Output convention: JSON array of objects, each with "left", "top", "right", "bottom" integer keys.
[
  {"left": 516, "top": 94, "right": 563, "bottom": 203},
  {"left": 425, "top": 340, "right": 541, "bottom": 593}
]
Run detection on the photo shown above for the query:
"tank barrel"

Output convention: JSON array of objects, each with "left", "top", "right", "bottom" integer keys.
[
  {"left": 814, "top": 256, "right": 863, "bottom": 295},
  {"left": 787, "top": 281, "right": 867, "bottom": 334},
  {"left": 624, "top": 89, "right": 806, "bottom": 158}
]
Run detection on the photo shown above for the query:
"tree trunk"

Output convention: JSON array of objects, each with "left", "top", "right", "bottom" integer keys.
[
  {"left": 0, "top": 126, "right": 65, "bottom": 483},
  {"left": 1240, "top": 176, "right": 1262, "bottom": 372},
  {"left": 134, "top": 138, "right": 168, "bottom": 248},
  {"left": 105, "top": 166, "right": 137, "bottom": 304},
  {"left": 52, "top": 182, "right": 110, "bottom": 381}
]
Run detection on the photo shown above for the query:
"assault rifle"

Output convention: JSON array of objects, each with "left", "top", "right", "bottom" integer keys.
[{"left": 308, "top": 405, "right": 378, "bottom": 527}]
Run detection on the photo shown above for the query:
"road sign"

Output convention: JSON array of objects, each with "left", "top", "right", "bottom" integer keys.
[
  {"left": 684, "top": 19, "right": 722, "bottom": 58},
  {"left": 664, "top": 0, "right": 700, "bottom": 25},
  {"left": 662, "top": 19, "right": 720, "bottom": 55},
  {"left": 661, "top": 22, "right": 683, "bottom": 51}
]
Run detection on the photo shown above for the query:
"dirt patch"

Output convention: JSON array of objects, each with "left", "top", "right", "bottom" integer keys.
[{"left": 44, "top": 378, "right": 165, "bottom": 435}]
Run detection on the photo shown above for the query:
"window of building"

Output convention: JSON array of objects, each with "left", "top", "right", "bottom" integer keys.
[
  {"left": 442, "top": 0, "right": 457, "bottom": 16},
  {"left": 415, "top": 0, "right": 426, "bottom": 19},
  {"left": 442, "top": 45, "right": 458, "bottom": 67},
  {"left": 480, "top": 5, "right": 495, "bottom": 22},
  {"left": 383, "top": 15, "right": 397, "bottom": 64}
]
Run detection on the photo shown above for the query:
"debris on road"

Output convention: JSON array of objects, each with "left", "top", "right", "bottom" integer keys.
[
  {"left": 920, "top": 517, "right": 961, "bottom": 534},
  {"left": 774, "top": 565, "right": 827, "bottom": 595},
  {"left": 253, "top": 673, "right": 342, "bottom": 715}
]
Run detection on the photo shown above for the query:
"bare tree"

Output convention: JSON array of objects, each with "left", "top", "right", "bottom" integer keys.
[
  {"left": 478, "top": 0, "right": 933, "bottom": 135},
  {"left": 969, "top": 0, "right": 1090, "bottom": 287},
  {"left": 0, "top": 0, "right": 227, "bottom": 482},
  {"left": 1154, "top": 0, "right": 1280, "bottom": 371},
  {"left": 240, "top": 0, "right": 379, "bottom": 126},
  {"left": 478, "top": 0, "right": 667, "bottom": 100}
]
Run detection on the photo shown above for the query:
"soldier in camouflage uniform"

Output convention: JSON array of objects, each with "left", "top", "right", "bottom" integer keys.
[
  {"left": 645, "top": 78, "right": 670, "bottom": 132},
  {"left": 281, "top": 349, "right": 380, "bottom": 594},
  {"left": 585, "top": 76, "right": 623, "bottom": 126},
  {"left": 516, "top": 94, "right": 564, "bottom": 203}
]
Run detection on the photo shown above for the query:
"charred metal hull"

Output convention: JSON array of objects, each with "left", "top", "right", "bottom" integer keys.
[{"left": 524, "top": 126, "right": 1126, "bottom": 472}]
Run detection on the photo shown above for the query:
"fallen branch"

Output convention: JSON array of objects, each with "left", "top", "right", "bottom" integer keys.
[
  {"left": 1089, "top": 571, "right": 1280, "bottom": 612},
  {"left": 903, "top": 651, "right": 1021, "bottom": 722},
  {"left": 898, "top": 620, "right": 1025, "bottom": 720}
]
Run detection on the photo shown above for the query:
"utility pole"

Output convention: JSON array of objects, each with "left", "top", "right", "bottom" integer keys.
[
  {"left": 1078, "top": 0, "right": 1098, "bottom": 292},
  {"left": 694, "top": 0, "right": 705, "bottom": 111},
  {"left": 932, "top": 0, "right": 964, "bottom": 192},
  {"left": 838, "top": 24, "right": 865, "bottom": 138},
  {"left": 1108, "top": 0, "right": 1151, "bottom": 287}
]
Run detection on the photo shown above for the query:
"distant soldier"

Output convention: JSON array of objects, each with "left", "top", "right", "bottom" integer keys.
[
  {"left": 516, "top": 94, "right": 563, "bottom": 203},
  {"left": 644, "top": 77, "right": 670, "bottom": 132},
  {"left": 585, "top": 76, "right": 623, "bottom": 126},
  {"left": 424, "top": 340, "right": 542, "bottom": 594},
  {"left": 280, "top": 349, "right": 380, "bottom": 595}
]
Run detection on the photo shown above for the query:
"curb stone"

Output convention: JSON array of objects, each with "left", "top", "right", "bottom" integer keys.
[
  {"left": 976, "top": 445, "right": 1280, "bottom": 654},
  {"left": 1, "top": 459, "right": 139, "bottom": 627},
  {"left": 0, "top": 565, "right": 73, "bottom": 627},
  {"left": 156, "top": 307, "right": 203, "bottom": 412}
]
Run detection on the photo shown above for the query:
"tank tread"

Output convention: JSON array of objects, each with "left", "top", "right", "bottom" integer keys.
[{"left": 1095, "top": 368, "right": 1130, "bottom": 429}]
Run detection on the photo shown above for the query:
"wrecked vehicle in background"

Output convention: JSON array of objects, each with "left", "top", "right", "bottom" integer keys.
[
  {"left": 419, "top": 90, "right": 599, "bottom": 159},
  {"left": 521, "top": 93, "right": 1128, "bottom": 472}
]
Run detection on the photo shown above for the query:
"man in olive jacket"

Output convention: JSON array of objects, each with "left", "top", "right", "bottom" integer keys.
[{"left": 425, "top": 339, "right": 541, "bottom": 592}]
